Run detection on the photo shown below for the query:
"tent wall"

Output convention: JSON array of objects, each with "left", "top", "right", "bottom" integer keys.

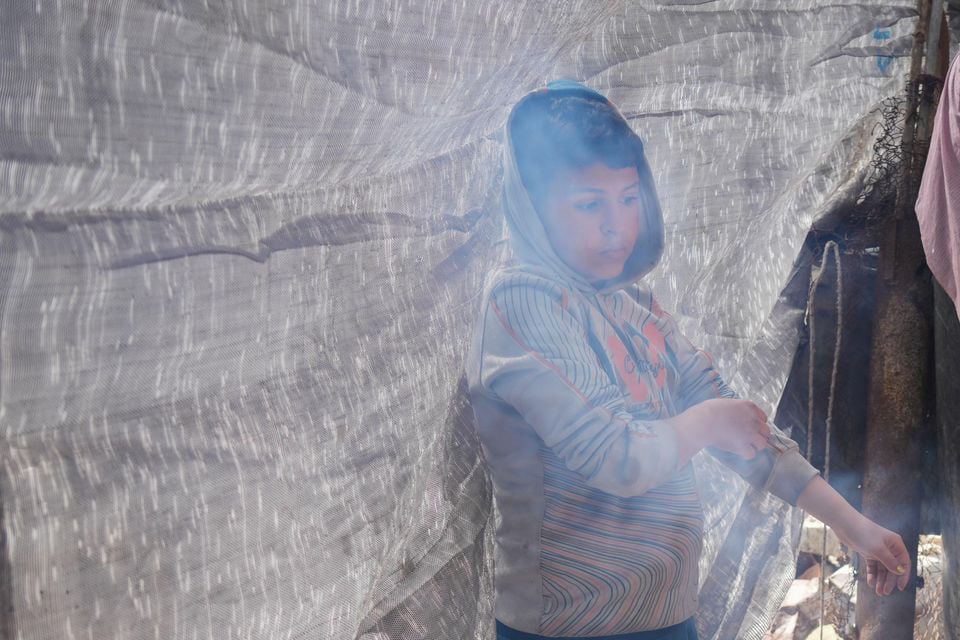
[{"left": 0, "top": 2, "right": 921, "bottom": 638}]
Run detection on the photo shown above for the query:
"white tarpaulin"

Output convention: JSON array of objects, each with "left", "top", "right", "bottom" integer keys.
[{"left": 0, "top": 1, "right": 916, "bottom": 638}]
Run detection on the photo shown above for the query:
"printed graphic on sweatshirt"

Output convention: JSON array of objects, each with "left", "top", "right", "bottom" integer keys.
[{"left": 605, "top": 320, "right": 668, "bottom": 416}]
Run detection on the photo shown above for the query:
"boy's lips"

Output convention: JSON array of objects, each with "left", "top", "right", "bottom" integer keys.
[{"left": 599, "top": 246, "right": 629, "bottom": 260}]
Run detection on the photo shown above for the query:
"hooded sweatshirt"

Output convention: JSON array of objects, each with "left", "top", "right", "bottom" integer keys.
[{"left": 465, "top": 82, "right": 818, "bottom": 637}]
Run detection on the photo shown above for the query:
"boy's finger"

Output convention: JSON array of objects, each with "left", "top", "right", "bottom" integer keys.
[
  {"left": 880, "top": 566, "right": 898, "bottom": 596},
  {"left": 873, "top": 564, "right": 893, "bottom": 596},
  {"left": 897, "top": 569, "right": 910, "bottom": 591},
  {"left": 872, "top": 566, "right": 884, "bottom": 595},
  {"left": 887, "top": 538, "right": 911, "bottom": 590},
  {"left": 751, "top": 403, "right": 768, "bottom": 425},
  {"left": 758, "top": 420, "right": 771, "bottom": 438}
]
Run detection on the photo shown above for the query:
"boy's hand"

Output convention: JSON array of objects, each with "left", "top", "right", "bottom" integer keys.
[
  {"left": 797, "top": 477, "right": 911, "bottom": 597},
  {"left": 841, "top": 515, "right": 911, "bottom": 596},
  {"left": 675, "top": 398, "right": 770, "bottom": 460}
]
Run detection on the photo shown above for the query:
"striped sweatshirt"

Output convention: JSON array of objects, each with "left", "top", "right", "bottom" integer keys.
[{"left": 465, "top": 82, "right": 818, "bottom": 637}]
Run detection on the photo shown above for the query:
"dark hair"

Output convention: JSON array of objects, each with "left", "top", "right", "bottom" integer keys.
[{"left": 509, "top": 90, "right": 644, "bottom": 211}]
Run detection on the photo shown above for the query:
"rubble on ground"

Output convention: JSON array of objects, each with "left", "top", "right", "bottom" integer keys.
[{"left": 763, "top": 517, "right": 944, "bottom": 639}]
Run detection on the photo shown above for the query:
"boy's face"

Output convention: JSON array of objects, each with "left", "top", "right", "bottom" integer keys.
[{"left": 538, "top": 163, "right": 644, "bottom": 285}]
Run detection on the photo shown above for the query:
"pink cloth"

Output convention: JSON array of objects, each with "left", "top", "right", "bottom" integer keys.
[{"left": 917, "top": 52, "right": 960, "bottom": 320}]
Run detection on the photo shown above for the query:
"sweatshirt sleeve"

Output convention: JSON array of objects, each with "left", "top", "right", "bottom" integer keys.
[
  {"left": 477, "top": 275, "right": 683, "bottom": 497},
  {"left": 650, "top": 297, "right": 820, "bottom": 506}
]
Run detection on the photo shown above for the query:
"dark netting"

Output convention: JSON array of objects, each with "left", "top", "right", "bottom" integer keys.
[{"left": 0, "top": 2, "right": 921, "bottom": 639}]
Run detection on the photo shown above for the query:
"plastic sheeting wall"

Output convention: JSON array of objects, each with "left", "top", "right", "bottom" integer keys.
[{"left": 0, "top": 2, "right": 917, "bottom": 639}]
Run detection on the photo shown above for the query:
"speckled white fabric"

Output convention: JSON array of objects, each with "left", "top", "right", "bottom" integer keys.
[{"left": 0, "top": 2, "right": 915, "bottom": 639}]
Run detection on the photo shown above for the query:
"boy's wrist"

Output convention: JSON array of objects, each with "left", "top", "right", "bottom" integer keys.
[
  {"left": 834, "top": 510, "right": 872, "bottom": 547},
  {"left": 669, "top": 410, "right": 713, "bottom": 461}
]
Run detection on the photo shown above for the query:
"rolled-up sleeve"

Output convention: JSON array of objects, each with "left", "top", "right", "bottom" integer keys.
[{"left": 650, "top": 296, "right": 820, "bottom": 506}]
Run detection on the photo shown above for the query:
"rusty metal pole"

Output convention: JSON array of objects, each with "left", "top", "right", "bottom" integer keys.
[{"left": 855, "top": 1, "right": 944, "bottom": 638}]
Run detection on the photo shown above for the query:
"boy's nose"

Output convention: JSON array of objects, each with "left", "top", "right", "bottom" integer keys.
[
  {"left": 601, "top": 205, "right": 634, "bottom": 236},
  {"left": 601, "top": 223, "right": 619, "bottom": 238}
]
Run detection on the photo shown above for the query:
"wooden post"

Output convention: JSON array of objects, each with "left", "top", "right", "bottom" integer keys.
[
  {"left": 855, "top": 1, "right": 945, "bottom": 638},
  {"left": 933, "top": 280, "right": 960, "bottom": 640}
]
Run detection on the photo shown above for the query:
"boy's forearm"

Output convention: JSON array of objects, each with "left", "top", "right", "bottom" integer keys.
[
  {"left": 797, "top": 475, "right": 911, "bottom": 592},
  {"left": 668, "top": 412, "right": 714, "bottom": 468},
  {"left": 796, "top": 476, "right": 868, "bottom": 544}
]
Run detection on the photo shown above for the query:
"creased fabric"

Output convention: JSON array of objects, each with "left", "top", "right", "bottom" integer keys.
[
  {"left": 917, "top": 52, "right": 960, "bottom": 321},
  {"left": 0, "top": 2, "right": 914, "bottom": 639}
]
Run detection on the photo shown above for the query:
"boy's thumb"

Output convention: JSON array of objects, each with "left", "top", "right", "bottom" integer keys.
[
  {"left": 879, "top": 553, "right": 903, "bottom": 575},
  {"left": 876, "top": 538, "right": 907, "bottom": 577}
]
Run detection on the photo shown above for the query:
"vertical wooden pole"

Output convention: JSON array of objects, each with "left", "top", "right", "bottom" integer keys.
[
  {"left": 934, "top": 280, "right": 960, "bottom": 640},
  {"left": 855, "top": 1, "right": 944, "bottom": 638}
]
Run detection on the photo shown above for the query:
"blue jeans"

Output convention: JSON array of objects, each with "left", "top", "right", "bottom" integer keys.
[{"left": 495, "top": 618, "right": 699, "bottom": 640}]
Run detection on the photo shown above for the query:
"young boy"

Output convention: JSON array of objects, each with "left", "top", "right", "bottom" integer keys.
[{"left": 465, "top": 81, "right": 911, "bottom": 640}]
